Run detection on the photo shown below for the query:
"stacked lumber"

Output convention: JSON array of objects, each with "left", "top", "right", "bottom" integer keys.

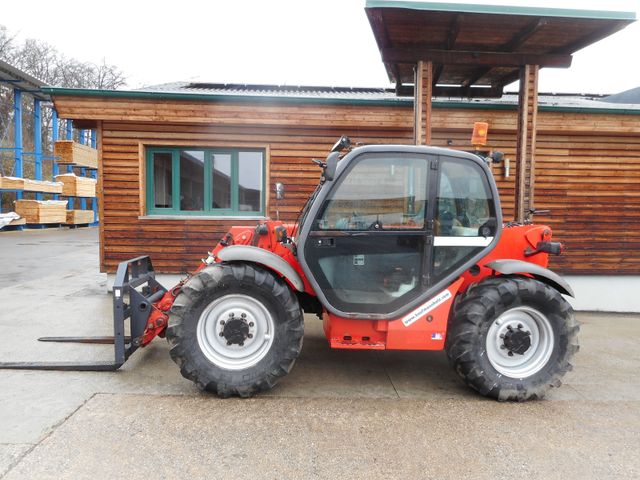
[
  {"left": 0, "top": 176, "right": 24, "bottom": 190},
  {"left": 55, "top": 174, "right": 97, "bottom": 197},
  {"left": 23, "top": 179, "right": 63, "bottom": 194},
  {"left": 14, "top": 200, "right": 67, "bottom": 224},
  {"left": 66, "top": 209, "right": 94, "bottom": 224},
  {"left": 54, "top": 140, "right": 98, "bottom": 169}
]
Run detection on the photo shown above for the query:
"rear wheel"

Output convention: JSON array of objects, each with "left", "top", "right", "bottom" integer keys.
[
  {"left": 166, "top": 263, "right": 304, "bottom": 397},
  {"left": 445, "top": 276, "right": 579, "bottom": 401}
]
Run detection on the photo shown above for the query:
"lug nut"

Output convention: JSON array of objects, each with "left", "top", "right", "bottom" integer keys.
[
  {"left": 239, "top": 342, "right": 244, "bottom": 347},
  {"left": 219, "top": 332, "right": 224, "bottom": 337},
  {"left": 517, "top": 323, "right": 523, "bottom": 329},
  {"left": 220, "top": 320, "right": 225, "bottom": 325},
  {"left": 241, "top": 313, "right": 246, "bottom": 318},
  {"left": 227, "top": 341, "right": 232, "bottom": 346},
  {"left": 248, "top": 334, "right": 253, "bottom": 339},
  {"left": 249, "top": 322, "right": 254, "bottom": 327},
  {"left": 499, "top": 333, "right": 505, "bottom": 339},
  {"left": 508, "top": 351, "right": 514, "bottom": 357},
  {"left": 500, "top": 345, "right": 506, "bottom": 350},
  {"left": 507, "top": 325, "right": 513, "bottom": 331},
  {"left": 229, "top": 313, "right": 235, "bottom": 318}
]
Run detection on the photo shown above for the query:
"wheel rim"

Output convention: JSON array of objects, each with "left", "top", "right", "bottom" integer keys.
[
  {"left": 485, "top": 306, "right": 554, "bottom": 379},
  {"left": 197, "top": 294, "right": 275, "bottom": 371}
]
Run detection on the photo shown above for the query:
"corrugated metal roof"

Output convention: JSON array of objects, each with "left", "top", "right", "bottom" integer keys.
[
  {"left": 44, "top": 82, "right": 640, "bottom": 115},
  {"left": 0, "top": 59, "right": 50, "bottom": 100},
  {"left": 134, "top": 82, "right": 408, "bottom": 102},
  {"left": 133, "top": 81, "right": 640, "bottom": 112}
]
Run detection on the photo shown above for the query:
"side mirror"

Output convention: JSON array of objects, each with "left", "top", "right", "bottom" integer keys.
[
  {"left": 323, "top": 152, "right": 339, "bottom": 182},
  {"left": 331, "top": 135, "right": 351, "bottom": 153},
  {"left": 275, "top": 182, "right": 285, "bottom": 200}
]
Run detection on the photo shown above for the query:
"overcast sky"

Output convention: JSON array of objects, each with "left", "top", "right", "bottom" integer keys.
[{"left": 2, "top": 0, "right": 638, "bottom": 94}]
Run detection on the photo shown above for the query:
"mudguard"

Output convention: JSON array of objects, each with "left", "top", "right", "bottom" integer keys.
[
  {"left": 216, "top": 245, "right": 305, "bottom": 292},
  {"left": 486, "top": 259, "right": 574, "bottom": 297}
]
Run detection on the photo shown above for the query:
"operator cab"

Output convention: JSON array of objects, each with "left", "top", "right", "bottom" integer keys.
[{"left": 297, "top": 145, "right": 501, "bottom": 319}]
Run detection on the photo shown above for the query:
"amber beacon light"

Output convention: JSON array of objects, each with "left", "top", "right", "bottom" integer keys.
[{"left": 471, "top": 122, "right": 489, "bottom": 148}]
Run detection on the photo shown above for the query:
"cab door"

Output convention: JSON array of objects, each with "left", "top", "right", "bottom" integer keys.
[
  {"left": 301, "top": 152, "right": 435, "bottom": 316},
  {"left": 297, "top": 147, "right": 500, "bottom": 320}
]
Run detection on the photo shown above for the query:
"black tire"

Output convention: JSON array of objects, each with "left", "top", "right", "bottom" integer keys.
[
  {"left": 166, "top": 262, "right": 304, "bottom": 398},
  {"left": 445, "top": 275, "right": 579, "bottom": 401}
]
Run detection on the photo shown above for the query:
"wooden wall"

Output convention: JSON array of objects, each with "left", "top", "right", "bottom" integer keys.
[{"left": 52, "top": 95, "right": 640, "bottom": 275}]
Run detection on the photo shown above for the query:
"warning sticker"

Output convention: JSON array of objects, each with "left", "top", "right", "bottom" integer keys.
[{"left": 402, "top": 289, "right": 452, "bottom": 327}]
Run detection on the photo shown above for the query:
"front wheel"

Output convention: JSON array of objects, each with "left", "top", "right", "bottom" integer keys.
[
  {"left": 445, "top": 276, "right": 579, "bottom": 401},
  {"left": 166, "top": 263, "right": 304, "bottom": 397}
]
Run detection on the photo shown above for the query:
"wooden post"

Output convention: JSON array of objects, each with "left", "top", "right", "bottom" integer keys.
[
  {"left": 414, "top": 60, "right": 433, "bottom": 145},
  {"left": 515, "top": 64, "right": 539, "bottom": 222}
]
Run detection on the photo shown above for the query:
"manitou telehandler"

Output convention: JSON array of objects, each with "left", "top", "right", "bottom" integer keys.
[{"left": 0, "top": 136, "right": 578, "bottom": 401}]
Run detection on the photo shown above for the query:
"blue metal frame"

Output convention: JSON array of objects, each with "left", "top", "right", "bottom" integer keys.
[
  {"left": 1, "top": 78, "right": 100, "bottom": 229},
  {"left": 14, "top": 89, "right": 23, "bottom": 201},
  {"left": 90, "top": 130, "right": 98, "bottom": 225},
  {"left": 65, "top": 120, "right": 74, "bottom": 210},
  {"left": 77, "top": 129, "right": 87, "bottom": 211},
  {"left": 34, "top": 98, "right": 42, "bottom": 200},
  {"left": 52, "top": 110, "right": 59, "bottom": 201}
]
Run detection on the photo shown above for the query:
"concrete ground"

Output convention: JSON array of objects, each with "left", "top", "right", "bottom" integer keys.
[{"left": 0, "top": 228, "right": 639, "bottom": 479}]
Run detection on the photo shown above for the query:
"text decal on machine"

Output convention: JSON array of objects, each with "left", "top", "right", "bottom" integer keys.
[{"left": 402, "top": 289, "right": 452, "bottom": 327}]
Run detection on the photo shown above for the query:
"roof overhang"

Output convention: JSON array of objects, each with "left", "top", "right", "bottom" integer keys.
[
  {"left": 0, "top": 59, "right": 50, "bottom": 100},
  {"left": 366, "top": 1, "right": 636, "bottom": 98}
]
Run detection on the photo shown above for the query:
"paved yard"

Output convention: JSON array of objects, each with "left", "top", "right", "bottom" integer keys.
[{"left": 0, "top": 228, "right": 638, "bottom": 479}]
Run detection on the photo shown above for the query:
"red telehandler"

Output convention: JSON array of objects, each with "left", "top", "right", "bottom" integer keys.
[{"left": 0, "top": 137, "right": 578, "bottom": 401}]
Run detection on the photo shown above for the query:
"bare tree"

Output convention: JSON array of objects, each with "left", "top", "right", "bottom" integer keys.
[
  {"left": 0, "top": 24, "right": 127, "bottom": 184},
  {"left": 0, "top": 24, "right": 127, "bottom": 89},
  {"left": 0, "top": 26, "right": 16, "bottom": 58}
]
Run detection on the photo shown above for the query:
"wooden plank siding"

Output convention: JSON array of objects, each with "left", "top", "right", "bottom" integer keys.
[{"left": 52, "top": 95, "right": 640, "bottom": 275}]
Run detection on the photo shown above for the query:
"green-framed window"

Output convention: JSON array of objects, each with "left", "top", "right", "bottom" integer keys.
[{"left": 146, "top": 147, "right": 266, "bottom": 216}]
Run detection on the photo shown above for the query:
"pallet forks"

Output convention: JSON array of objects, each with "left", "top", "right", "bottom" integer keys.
[{"left": 0, "top": 256, "right": 166, "bottom": 371}]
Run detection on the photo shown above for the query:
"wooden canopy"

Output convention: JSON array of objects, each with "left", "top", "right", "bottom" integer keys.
[{"left": 366, "top": 1, "right": 635, "bottom": 97}]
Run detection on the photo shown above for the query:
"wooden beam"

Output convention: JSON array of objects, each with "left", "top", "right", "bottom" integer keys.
[
  {"left": 462, "top": 18, "right": 548, "bottom": 89},
  {"left": 398, "top": 84, "right": 504, "bottom": 98},
  {"left": 432, "top": 64, "right": 444, "bottom": 87},
  {"left": 446, "top": 14, "right": 463, "bottom": 50},
  {"left": 495, "top": 69, "right": 521, "bottom": 89},
  {"left": 414, "top": 61, "right": 433, "bottom": 145},
  {"left": 432, "top": 15, "right": 462, "bottom": 89},
  {"left": 381, "top": 48, "right": 572, "bottom": 68},
  {"left": 502, "top": 18, "right": 548, "bottom": 52},
  {"left": 368, "top": 9, "right": 400, "bottom": 84},
  {"left": 515, "top": 64, "right": 539, "bottom": 222}
]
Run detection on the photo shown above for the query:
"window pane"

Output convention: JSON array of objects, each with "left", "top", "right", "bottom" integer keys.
[
  {"left": 180, "top": 150, "right": 204, "bottom": 211},
  {"left": 433, "top": 157, "right": 497, "bottom": 284},
  {"left": 212, "top": 153, "right": 232, "bottom": 209},
  {"left": 317, "top": 154, "right": 428, "bottom": 230},
  {"left": 436, "top": 158, "right": 494, "bottom": 236},
  {"left": 153, "top": 152, "right": 172, "bottom": 208},
  {"left": 238, "top": 151, "right": 263, "bottom": 212}
]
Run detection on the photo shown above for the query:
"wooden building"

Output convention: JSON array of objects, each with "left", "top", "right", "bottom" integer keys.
[
  {"left": 48, "top": 84, "right": 640, "bottom": 278},
  {"left": 46, "top": 2, "right": 639, "bottom": 311}
]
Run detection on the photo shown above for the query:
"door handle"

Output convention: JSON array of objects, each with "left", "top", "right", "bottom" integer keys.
[{"left": 314, "top": 237, "right": 335, "bottom": 247}]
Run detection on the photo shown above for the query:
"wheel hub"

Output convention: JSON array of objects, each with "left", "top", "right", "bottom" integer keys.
[
  {"left": 197, "top": 294, "right": 274, "bottom": 371},
  {"left": 502, "top": 326, "right": 532, "bottom": 355},
  {"left": 485, "top": 306, "right": 554, "bottom": 379},
  {"left": 222, "top": 317, "right": 250, "bottom": 345}
]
